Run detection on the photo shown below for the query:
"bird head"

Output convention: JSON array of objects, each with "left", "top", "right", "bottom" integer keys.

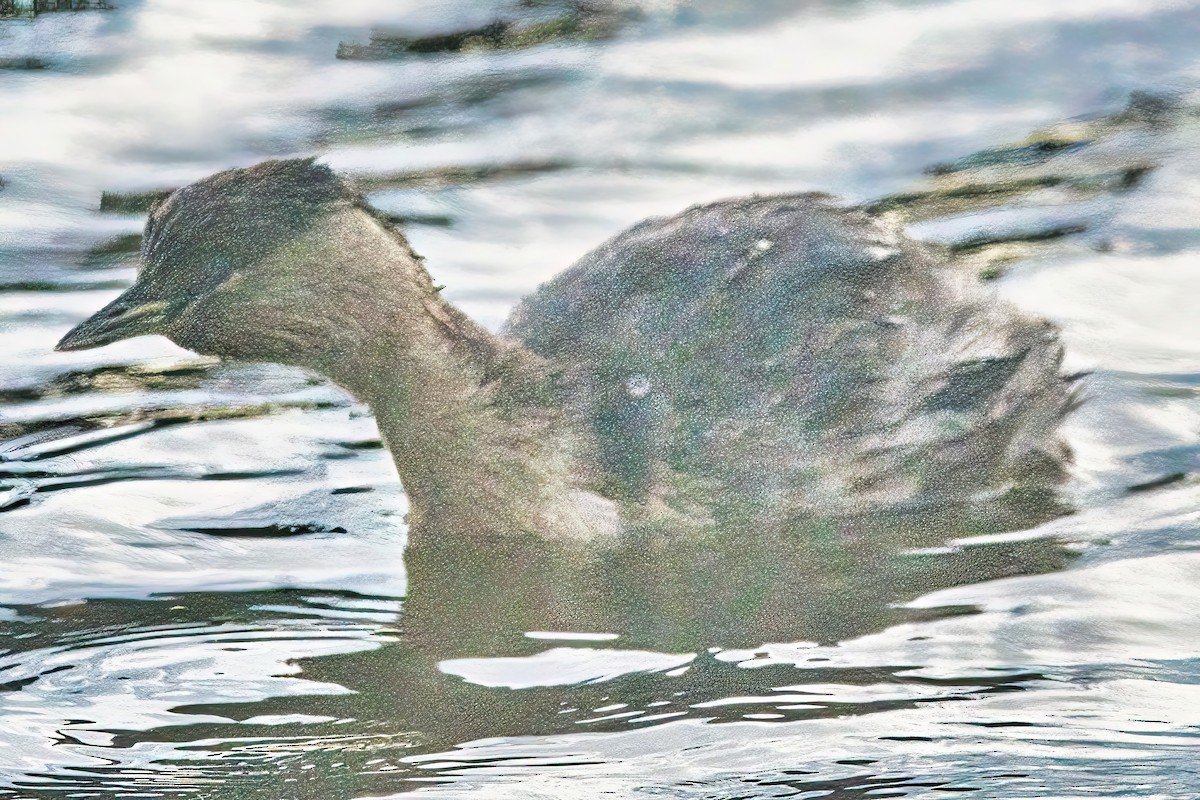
[{"left": 57, "top": 157, "right": 372, "bottom": 365}]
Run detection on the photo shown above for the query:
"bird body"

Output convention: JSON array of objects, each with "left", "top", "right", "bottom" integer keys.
[
  {"left": 57, "top": 159, "right": 1074, "bottom": 540},
  {"left": 512, "top": 193, "right": 1073, "bottom": 531}
]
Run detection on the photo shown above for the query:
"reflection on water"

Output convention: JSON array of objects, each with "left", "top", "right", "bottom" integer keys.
[
  {"left": 1, "top": 513, "right": 1075, "bottom": 796},
  {"left": 2, "top": 0, "right": 1199, "bottom": 796}
]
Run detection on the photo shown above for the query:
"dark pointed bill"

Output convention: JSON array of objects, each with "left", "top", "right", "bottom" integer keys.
[{"left": 55, "top": 283, "right": 173, "bottom": 352}]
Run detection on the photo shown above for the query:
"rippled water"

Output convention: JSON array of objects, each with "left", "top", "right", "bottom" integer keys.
[{"left": 2, "top": 0, "right": 1199, "bottom": 796}]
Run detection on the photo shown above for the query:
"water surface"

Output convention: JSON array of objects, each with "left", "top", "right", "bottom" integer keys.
[{"left": 1, "top": 0, "right": 1199, "bottom": 796}]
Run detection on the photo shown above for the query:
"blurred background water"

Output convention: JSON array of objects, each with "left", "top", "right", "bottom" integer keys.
[{"left": 1, "top": 0, "right": 1198, "bottom": 797}]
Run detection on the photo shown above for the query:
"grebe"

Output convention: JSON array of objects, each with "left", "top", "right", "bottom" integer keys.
[{"left": 57, "top": 158, "right": 1073, "bottom": 538}]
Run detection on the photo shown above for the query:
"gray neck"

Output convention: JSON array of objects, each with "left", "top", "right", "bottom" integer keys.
[{"left": 307, "top": 210, "right": 611, "bottom": 538}]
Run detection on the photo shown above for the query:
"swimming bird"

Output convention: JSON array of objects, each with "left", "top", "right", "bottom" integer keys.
[{"left": 56, "top": 158, "right": 1074, "bottom": 539}]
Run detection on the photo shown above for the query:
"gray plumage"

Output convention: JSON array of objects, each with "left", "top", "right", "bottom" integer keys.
[
  {"left": 508, "top": 194, "right": 1072, "bottom": 520},
  {"left": 58, "top": 160, "right": 1075, "bottom": 536}
]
